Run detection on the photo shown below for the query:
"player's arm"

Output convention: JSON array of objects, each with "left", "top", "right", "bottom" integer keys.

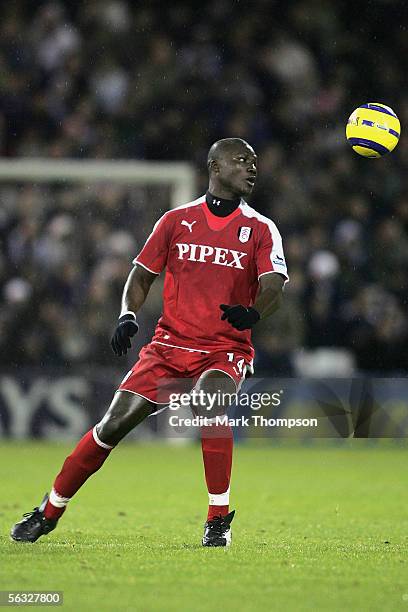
[
  {"left": 111, "top": 209, "right": 171, "bottom": 356},
  {"left": 111, "top": 265, "right": 157, "bottom": 356},
  {"left": 221, "top": 218, "right": 288, "bottom": 331},
  {"left": 220, "top": 273, "right": 284, "bottom": 331},
  {"left": 121, "top": 264, "right": 157, "bottom": 317},
  {"left": 253, "top": 272, "right": 284, "bottom": 319}
]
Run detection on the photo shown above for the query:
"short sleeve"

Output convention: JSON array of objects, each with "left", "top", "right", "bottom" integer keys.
[
  {"left": 133, "top": 212, "right": 171, "bottom": 274},
  {"left": 256, "top": 221, "right": 289, "bottom": 283}
]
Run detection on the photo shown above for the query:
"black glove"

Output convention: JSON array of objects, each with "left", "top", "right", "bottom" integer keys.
[
  {"left": 220, "top": 304, "right": 260, "bottom": 331},
  {"left": 111, "top": 313, "right": 139, "bottom": 356}
]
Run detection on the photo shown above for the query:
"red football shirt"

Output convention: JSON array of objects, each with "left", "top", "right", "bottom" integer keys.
[{"left": 134, "top": 195, "right": 289, "bottom": 361}]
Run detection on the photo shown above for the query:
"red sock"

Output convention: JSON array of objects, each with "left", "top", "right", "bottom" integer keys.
[
  {"left": 201, "top": 423, "right": 233, "bottom": 521},
  {"left": 44, "top": 427, "right": 114, "bottom": 520}
]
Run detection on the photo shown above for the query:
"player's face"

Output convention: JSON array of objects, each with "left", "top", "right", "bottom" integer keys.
[{"left": 218, "top": 145, "right": 258, "bottom": 197}]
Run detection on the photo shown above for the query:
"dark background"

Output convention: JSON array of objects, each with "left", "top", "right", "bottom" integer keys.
[{"left": 1, "top": 0, "right": 407, "bottom": 378}]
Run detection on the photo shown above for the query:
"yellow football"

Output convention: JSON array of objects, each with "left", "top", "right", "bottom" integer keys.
[{"left": 346, "top": 103, "right": 400, "bottom": 158}]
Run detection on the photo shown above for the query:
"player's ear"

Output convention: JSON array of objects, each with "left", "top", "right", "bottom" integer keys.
[{"left": 208, "top": 159, "right": 220, "bottom": 174}]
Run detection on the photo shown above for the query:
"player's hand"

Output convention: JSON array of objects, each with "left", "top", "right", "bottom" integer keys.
[
  {"left": 220, "top": 304, "right": 260, "bottom": 331},
  {"left": 111, "top": 313, "right": 139, "bottom": 356}
]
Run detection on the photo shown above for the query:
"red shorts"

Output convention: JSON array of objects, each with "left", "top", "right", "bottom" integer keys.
[{"left": 117, "top": 341, "right": 253, "bottom": 404}]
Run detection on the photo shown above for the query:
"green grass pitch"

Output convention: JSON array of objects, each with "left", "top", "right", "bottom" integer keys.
[{"left": 1, "top": 441, "right": 407, "bottom": 611}]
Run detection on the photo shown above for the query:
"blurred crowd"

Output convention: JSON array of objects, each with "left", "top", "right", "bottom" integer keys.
[{"left": 1, "top": 0, "right": 407, "bottom": 374}]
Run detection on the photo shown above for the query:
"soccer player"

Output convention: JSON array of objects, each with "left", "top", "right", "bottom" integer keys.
[{"left": 11, "top": 138, "right": 288, "bottom": 547}]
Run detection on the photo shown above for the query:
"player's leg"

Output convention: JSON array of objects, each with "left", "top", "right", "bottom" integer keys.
[
  {"left": 192, "top": 370, "right": 237, "bottom": 546},
  {"left": 96, "top": 390, "right": 155, "bottom": 445},
  {"left": 10, "top": 391, "right": 155, "bottom": 542},
  {"left": 196, "top": 371, "right": 235, "bottom": 518},
  {"left": 43, "top": 390, "right": 155, "bottom": 518}
]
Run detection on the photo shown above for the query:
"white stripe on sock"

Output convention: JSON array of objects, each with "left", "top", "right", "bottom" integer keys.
[
  {"left": 92, "top": 425, "right": 114, "bottom": 450},
  {"left": 49, "top": 487, "right": 71, "bottom": 508},
  {"left": 208, "top": 486, "right": 230, "bottom": 506}
]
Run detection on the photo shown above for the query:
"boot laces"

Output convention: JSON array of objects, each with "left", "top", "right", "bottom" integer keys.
[
  {"left": 22, "top": 507, "right": 40, "bottom": 520},
  {"left": 207, "top": 515, "right": 227, "bottom": 536}
]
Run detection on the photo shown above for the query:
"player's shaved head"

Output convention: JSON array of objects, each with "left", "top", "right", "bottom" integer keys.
[
  {"left": 207, "top": 138, "right": 253, "bottom": 170},
  {"left": 207, "top": 137, "right": 257, "bottom": 199}
]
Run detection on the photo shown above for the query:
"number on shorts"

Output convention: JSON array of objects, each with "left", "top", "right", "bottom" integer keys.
[{"left": 227, "top": 353, "right": 245, "bottom": 376}]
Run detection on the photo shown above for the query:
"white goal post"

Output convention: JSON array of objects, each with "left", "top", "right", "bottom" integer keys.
[{"left": 0, "top": 159, "right": 196, "bottom": 208}]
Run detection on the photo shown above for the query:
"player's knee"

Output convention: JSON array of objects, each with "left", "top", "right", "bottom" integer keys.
[
  {"left": 191, "top": 371, "right": 237, "bottom": 419},
  {"left": 96, "top": 392, "right": 154, "bottom": 445},
  {"left": 96, "top": 417, "right": 126, "bottom": 445}
]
